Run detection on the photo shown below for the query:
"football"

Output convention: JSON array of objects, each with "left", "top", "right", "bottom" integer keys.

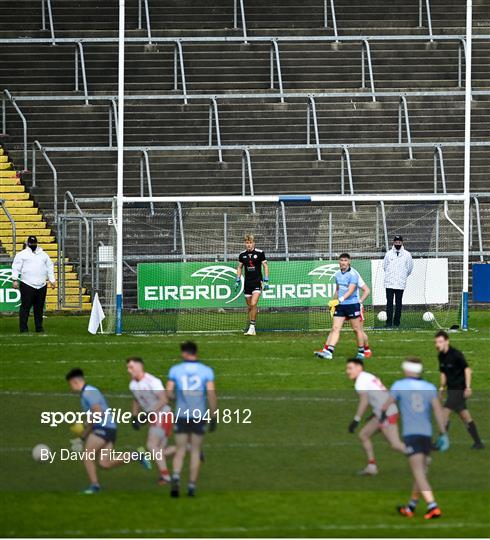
[
  {"left": 69, "top": 422, "right": 85, "bottom": 437},
  {"left": 32, "top": 444, "right": 51, "bottom": 462},
  {"left": 377, "top": 311, "right": 387, "bottom": 322},
  {"left": 423, "top": 311, "right": 435, "bottom": 322}
]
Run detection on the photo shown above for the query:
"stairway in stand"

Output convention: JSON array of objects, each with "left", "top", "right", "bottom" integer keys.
[{"left": 0, "top": 146, "right": 91, "bottom": 311}]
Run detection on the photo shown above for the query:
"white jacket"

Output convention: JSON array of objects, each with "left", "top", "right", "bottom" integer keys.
[
  {"left": 11, "top": 247, "right": 55, "bottom": 289},
  {"left": 382, "top": 246, "right": 413, "bottom": 290}
]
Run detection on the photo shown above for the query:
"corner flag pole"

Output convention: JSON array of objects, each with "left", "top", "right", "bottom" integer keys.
[
  {"left": 115, "top": 0, "right": 125, "bottom": 334},
  {"left": 462, "top": 0, "right": 472, "bottom": 330}
]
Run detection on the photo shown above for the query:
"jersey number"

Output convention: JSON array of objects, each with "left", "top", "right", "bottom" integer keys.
[
  {"left": 180, "top": 375, "right": 202, "bottom": 391},
  {"left": 410, "top": 393, "right": 425, "bottom": 413}
]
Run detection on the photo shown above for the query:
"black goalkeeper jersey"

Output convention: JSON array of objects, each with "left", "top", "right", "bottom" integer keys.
[
  {"left": 238, "top": 249, "right": 267, "bottom": 282},
  {"left": 438, "top": 346, "right": 469, "bottom": 389}
]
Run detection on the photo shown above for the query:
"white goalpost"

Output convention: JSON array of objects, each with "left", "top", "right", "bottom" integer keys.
[
  {"left": 107, "top": 193, "right": 469, "bottom": 334},
  {"left": 113, "top": 1, "right": 473, "bottom": 334}
]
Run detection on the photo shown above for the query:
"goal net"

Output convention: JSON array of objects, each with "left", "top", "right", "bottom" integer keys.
[{"left": 102, "top": 199, "right": 464, "bottom": 333}]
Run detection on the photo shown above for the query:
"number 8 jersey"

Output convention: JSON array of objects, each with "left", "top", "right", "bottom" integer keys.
[
  {"left": 390, "top": 377, "right": 438, "bottom": 437},
  {"left": 168, "top": 360, "right": 214, "bottom": 421}
]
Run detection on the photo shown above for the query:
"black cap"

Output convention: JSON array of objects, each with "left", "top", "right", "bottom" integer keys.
[
  {"left": 27, "top": 235, "right": 38, "bottom": 244},
  {"left": 393, "top": 235, "right": 403, "bottom": 242}
]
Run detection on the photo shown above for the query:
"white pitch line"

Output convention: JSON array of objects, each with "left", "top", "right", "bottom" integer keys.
[{"left": 11, "top": 521, "right": 489, "bottom": 537}]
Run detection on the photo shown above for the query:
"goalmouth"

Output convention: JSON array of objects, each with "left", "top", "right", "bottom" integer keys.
[{"left": 102, "top": 193, "right": 470, "bottom": 334}]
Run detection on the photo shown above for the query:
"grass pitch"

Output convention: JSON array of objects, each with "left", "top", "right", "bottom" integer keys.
[{"left": 0, "top": 313, "right": 489, "bottom": 537}]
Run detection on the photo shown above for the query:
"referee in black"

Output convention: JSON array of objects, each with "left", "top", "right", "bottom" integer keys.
[{"left": 434, "top": 330, "right": 484, "bottom": 449}]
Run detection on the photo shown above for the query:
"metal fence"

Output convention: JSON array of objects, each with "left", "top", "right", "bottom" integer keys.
[{"left": 30, "top": 0, "right": 444, "bottom": 45}]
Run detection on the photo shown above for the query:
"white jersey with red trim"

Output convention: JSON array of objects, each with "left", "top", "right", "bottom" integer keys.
[
  {"left": 354, "top": 370, "right": 398, "bottom": 418},
  {"left": 129, "top": 372, "right": 166, "bottom": 413}
]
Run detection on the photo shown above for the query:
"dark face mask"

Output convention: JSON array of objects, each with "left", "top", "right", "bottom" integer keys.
[
  {"left": 394, "top": 244, "right": 402, "bottom": 250},
  {"left": 28, "top": 243, "right": 37, "bottom": 252}
]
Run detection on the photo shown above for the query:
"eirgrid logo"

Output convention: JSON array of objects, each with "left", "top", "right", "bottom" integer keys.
[
  {"left": 308, "top": 264, "right": 338, "bottom": 280},
  {"left": 0, "top": 267, "right": 21, "bottom": 309},
  {"left": 191, "top": 265, "right": 244, "bottom": 304}
]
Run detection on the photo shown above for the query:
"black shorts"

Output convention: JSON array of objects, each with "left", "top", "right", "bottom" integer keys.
[
  {"left": 334, "top": 302, "right": 361, "bottom": 320},
  {"left": 244, "top": 279, "right": 262, "bottom": 297},
  {"left": 174, "top": 418, "right": 207, "bottom": 435},
  {"left": 91, "top": 426, "right": 117, "bottom": 444},
  {"left": 404, "top": 435, "right": 432, "bottom": 457},
  {"left": 444, "top": 389, "right": 467, "bottom": 413}
]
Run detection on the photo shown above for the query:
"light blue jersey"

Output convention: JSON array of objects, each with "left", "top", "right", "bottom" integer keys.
[
  {"left": 390, "top": 378, "right": 438, "bottom": 437},
  {"left": 334, "top": 267, "right": 360, "bottom": 305},
  {"left": 80, "top": 384, "right": 116, "bottom": 429},
  {"left": 168, "top": 361, "right": 214, "bottom": 420}
]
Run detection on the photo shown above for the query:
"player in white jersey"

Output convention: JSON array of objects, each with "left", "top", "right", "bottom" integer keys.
[
  {"left": 346, "top": 358, "right": 405, "bottom": 475},
  {"left": 127, "top": 357, "right": 175, "bottom": 485}
]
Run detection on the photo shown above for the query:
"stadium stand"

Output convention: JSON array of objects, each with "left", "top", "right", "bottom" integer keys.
[{"left": 0, "top": 0, "right": 488, "bottom": 311}]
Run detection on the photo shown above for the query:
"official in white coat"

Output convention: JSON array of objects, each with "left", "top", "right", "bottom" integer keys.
[
  {"left": 11, "top": 235, "right": 56, "bottom": 332},
  {"left": 383, "top": 235, "right": 413, "bottom": 327}
]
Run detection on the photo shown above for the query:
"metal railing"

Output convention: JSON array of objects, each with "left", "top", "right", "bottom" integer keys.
[
  {"left": 398, "top": 96, "right": 414, "bottom": 160},
  {"left": 270, "top": 39, "right": 285, "bottom": 103},
  {"left": 340, "top": 146, "right": 356, "bottom": 212},
  {"left": 242, "top": 148, "right": 256, "bottom": 214},
  {"left": 176, "top": 201, "right": 186, "bottom": 261},
  {"left": 74, "top": 42, "right": 89, "bottom": 105},
  {"left": 0, "top": 198, "right": 17, "bottom": 257},
  {"left": 40, "top": 0, "right": 55, "bottom": 45},
  {"left": 2, "top": 35, "right": 484, "bottom": 104},
  {"left": 2, "top": 35, "right": 487, "bottom": 44},
  {"left": 139, "top": 149, "right": 155, "bottom": 215},
  {"left": 324, "top": 0, "right": 338, "bottom": 38},
  {"left": 233, "top": 0, "right": 248, "bottom": 43},
  {"left": 173, "top": 40, "right": 188, "bottom": 104},
  {"left": 137, "top": 0, "right": 153, "bottom": 45},
  {"left": 2, "top": 90, "right": 28, "bottom": 172},
  {"left": 418, "top": 0, "right": 434, "bottom": 41},
  {"left": 306, "top": 95, "right": 322, "bottom": 161},
  {"left": 471, "top": 196, "right": 484, "bottom": 262},
  {"left": 361, "top": 40, "right": 376, "bottom": 101},
  {"left": 208, "top": 97, "right": 223, "bottom": 162},
  {"left": 63, "top": 191, "right": 90, "bottom": 275},
  {"left": 32, "top": 140, "right": 59, "bottom": 222},
  {"left": 109, "top": 99, "right": 119, "bottom": 147},
  {"left": 433, "top": 145, "right": 464, "bottom": 236},
  {"left": 280, "top": 201, "right": 289, "bottom": 261},
  {"left": 24, "top": 1, "right": 472, "bottom": 45}
]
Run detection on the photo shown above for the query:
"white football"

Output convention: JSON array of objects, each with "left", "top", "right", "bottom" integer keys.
[
  {"left": 377, "top": 311, "right": 387, "bottom": 322},
  {"left": 32, "top": 443, "right": 51, "bottom": 462},
  {"left": 423, "top": 311, "right": 435, "bottom": 322}
]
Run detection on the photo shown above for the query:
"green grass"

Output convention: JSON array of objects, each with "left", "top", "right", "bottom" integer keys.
[{"left": 0, "top": 313, "right": 489, "bottom": 537}]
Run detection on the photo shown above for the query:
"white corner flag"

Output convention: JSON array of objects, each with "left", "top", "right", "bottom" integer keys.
[{"left": 88, "top": 293, "right": 106, "bottom": 334}]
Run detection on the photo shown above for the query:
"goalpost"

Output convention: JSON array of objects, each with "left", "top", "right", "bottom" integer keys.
[
  {"left": 112, "top": 1, "right": 473, "bottom": 334},
  {"left": 104, "top": 194, "right": 469, "bottom": 334}
]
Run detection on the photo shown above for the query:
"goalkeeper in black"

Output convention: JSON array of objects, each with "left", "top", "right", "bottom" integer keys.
[
  {"left": 434, "top": 330, "right": 484, "bottom": 449},
  {"left": 236, "top": 234, "right": 269, "bottom": 336}
]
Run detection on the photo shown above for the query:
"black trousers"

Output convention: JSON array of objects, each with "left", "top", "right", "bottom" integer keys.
[
  {"left": 386, "top": 288, "right": 404, "bottom": 327},
  {"left": 19, "top": 281, "right": 47, "bottom": 332}
]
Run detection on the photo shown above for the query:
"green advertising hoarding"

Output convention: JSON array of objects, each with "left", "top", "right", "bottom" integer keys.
[
  {"left": 138, "top": 260, "right": 372, "bottom": 310},
  {"left": 0, "top": 265, "right": 21, "bottom": 312}
]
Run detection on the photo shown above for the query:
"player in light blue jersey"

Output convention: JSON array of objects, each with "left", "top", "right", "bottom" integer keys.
[
  {"left": 380, "top": 358, "right": 449, "bottom": 520},
  {"left": 66, "top": 368, "right": 150, "bottom": 494},
  {"left": 315, "top": 253, "right": 367, "bottom": 360},
  {"left": 166, "top": 341, "right": 217, "bottom": 497}
]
